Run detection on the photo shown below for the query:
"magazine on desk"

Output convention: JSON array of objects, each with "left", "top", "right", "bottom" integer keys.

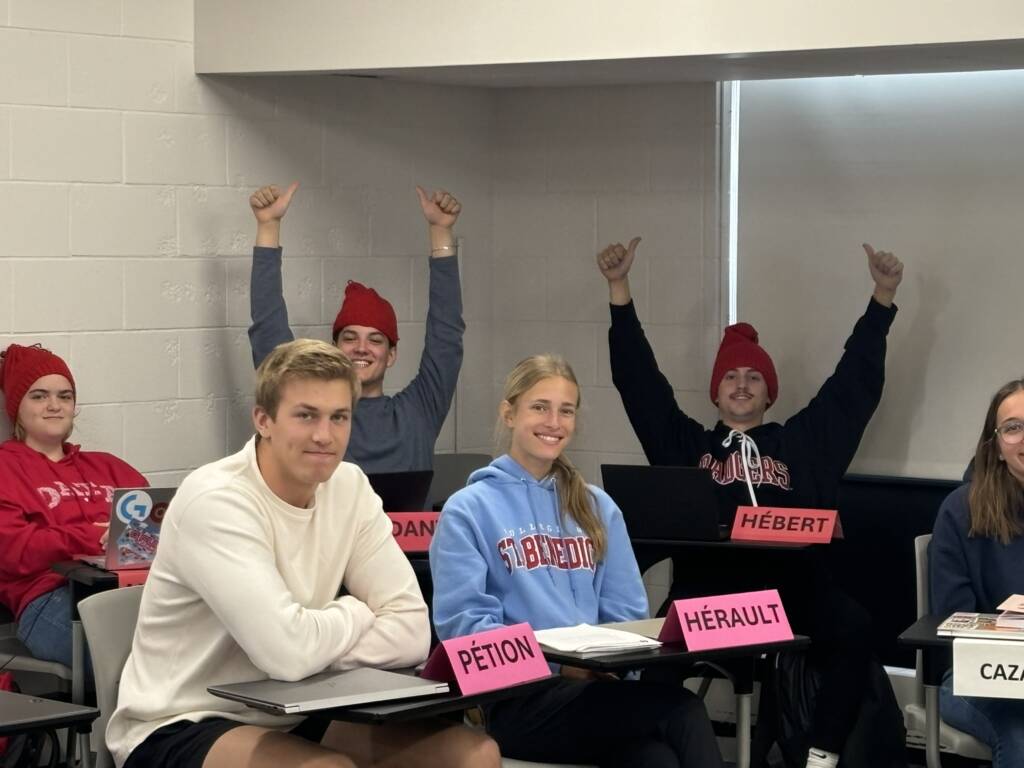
[{"left": 938, "top": 612, "right": 1024, "bottom": 640}]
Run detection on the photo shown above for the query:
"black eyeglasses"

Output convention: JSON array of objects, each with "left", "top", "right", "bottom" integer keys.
[{"left": 994, "top": 421, "right": 1024, "bottom": 445}]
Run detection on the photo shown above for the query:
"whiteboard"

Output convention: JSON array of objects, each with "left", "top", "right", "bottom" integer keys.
[{"left": 737, "top": 70, "right": 1024, "bottom": 479}]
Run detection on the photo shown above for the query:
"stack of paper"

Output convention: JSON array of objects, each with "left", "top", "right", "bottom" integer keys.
[
  {"left": 996, "top": 594, "right": 1024, "bottom": 629},
  {"left": 534, "top": 624, "right": 662, "bottom": 655}
]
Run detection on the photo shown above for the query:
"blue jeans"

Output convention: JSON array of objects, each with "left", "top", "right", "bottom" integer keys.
[
  {"left": 941, "top": 669, "right": 1024, "bottom": 768},
  {"left": 16, "top": 586, "right": 92, "bottom": 684}
]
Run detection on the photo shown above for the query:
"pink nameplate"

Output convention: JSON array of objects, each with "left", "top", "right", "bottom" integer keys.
[
  {"left": 659, "top": 589, "right": 793, "bottom": 651},
  {"left": 421, "top": 622, "right": 551, "bottom": 695},
  {"left": 730, "top": 506, "right": 840, "bottom": 544},
  {"left": 386, "top": 512, "right": 440, "bottom": 553}
]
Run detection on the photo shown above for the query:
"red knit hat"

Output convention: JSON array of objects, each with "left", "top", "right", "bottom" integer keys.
[
  {"left": 332, "top": 281, "right": 399, "bottom": 346},
  {"left": 0, "top": 343, "right": 76, "bottom": 423},
  {"left": 709, "top": 323, "right": 778, "bottom": 407}
]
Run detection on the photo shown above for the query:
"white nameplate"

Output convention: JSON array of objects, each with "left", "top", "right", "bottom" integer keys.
[{"left": 953, "top": 637, "right": 1024, "bottom": 699}]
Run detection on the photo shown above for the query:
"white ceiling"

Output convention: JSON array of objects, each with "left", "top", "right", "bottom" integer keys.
[{"left": 307, "top": 39, "right": 1024, "bottom": 87}]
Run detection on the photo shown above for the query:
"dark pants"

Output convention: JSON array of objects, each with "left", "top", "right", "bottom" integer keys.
[
  {"left": 484, "top": 678, "right": 724, "bottom": 768},
  {"left": 660, "top": 547, "right": 873, "bottom": 755}
]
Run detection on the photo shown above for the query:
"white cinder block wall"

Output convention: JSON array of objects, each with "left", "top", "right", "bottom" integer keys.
[
  {"left": 487, "top": 84, "right": 722, "bottom": 484},
  {"left": 0, "top": 1, "right": 721, "bottom": 507}
]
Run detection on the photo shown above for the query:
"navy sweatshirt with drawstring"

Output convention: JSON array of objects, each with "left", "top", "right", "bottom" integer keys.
[
  {"left": 610, "top": 297, "right": 897, "bottom": 520},
  {"left": 609, "top": 297, "right": 897, "bottom": 602}
]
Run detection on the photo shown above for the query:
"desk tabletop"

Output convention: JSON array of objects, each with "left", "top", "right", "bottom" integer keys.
[
  {"left": 52, "top": 560, "right": 119, "bottom": 587},
  {"left": 898, "top": 615, "right": 950, "bottom": 649},
  {"left": 542, "top": 618, "right": 810, "bottom": 672},
  {"left": 632, "top": 538, "right": 812, "bottom": 551},
  {"left": 323, "top": 676, "right": 555, "bottom": 724},
  {"left": 0, "top": 691, "right": 99, "bottom": 735}
]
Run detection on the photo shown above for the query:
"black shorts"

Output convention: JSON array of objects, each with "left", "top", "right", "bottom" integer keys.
[{"left": 123, "top": 716, "right": 331, "bottom": 768}]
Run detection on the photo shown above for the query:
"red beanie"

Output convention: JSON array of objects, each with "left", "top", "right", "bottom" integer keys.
[
  {"left": 332, "top": 281, "right": 399, "bottom": 346},
  {"left": 0, "top": 343, "right": 76, "bottom": 423},
  {"left": 709, "top": 323, "right": 778, "bottom": 407}
]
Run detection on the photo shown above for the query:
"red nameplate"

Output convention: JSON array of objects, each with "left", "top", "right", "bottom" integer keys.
[
  {"left": 421, "top": 622, "right": 551, "bottom": 695},
  {"left": 660, "top": 589, "right": 793, "bottom": 651},
  {"left": 730, "top": 505, "right": 841, "bottom": 544},
  {"left": 386, "top": 512, "right": 440, "bottom": 552},
  {"left": 115, "top": 569, "right": 149, "bottom": 588}
]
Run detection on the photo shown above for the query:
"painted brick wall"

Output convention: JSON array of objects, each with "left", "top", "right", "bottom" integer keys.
[{"left": 0, "top": 2, "right": 719, "bottom": 499}]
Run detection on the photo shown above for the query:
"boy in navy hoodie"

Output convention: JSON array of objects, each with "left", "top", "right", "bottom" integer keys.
[{"left": 597, "top": 239, "right": 904, "bottom": 768}]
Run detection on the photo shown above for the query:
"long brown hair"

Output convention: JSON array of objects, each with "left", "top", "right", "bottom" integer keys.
[
  {"left": 496, "top": 354, "right": 607, "bottom": 561},
  {"left": 968, "top": 378, "right": 1024, "bottom": 544}
]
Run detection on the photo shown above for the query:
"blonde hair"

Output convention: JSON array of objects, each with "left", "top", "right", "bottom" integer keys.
[
  {"left": 496, "top": 354, "right": 607, "bottom": 561},
  {"left": 255, "top": 339, "right": 361, "bottom": 418},
  {"left": 968, "top": 377, "right": 1024, "bottom": 544}
]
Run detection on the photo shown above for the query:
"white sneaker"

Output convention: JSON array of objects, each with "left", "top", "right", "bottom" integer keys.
[{"left": 805, "top": 747, "right": 839, "bottom": 768}]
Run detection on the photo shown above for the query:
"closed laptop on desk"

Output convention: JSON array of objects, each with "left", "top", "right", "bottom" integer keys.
[
  {"left": 208, "top": 668, "right": 450, "bottom": 714},
  {"left": 601, "top": 465, "right": 729, "bottom": 541}
]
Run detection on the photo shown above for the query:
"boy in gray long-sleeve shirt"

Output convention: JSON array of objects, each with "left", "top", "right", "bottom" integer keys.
[{"left": 247, "top": 182, "right": 465, "bottom": 473}]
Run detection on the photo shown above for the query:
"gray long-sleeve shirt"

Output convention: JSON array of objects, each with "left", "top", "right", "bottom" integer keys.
[{"left": 248, "top": 246, "right": 464, "bottom": 473}]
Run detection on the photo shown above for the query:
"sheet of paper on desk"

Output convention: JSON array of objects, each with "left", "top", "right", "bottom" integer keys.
[
  {"left": 534, "top": 624, "right": 662, "bottom": 654},
  {"left": 996, "top": 594, "right": 1024, "bottom": 628}
]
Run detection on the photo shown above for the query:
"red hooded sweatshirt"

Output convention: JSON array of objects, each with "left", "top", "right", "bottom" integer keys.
[{"left": 0, "top": 439, "right": 147, "bottom": 618}]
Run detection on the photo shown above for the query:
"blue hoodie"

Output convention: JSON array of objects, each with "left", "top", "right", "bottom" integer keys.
[{"left": 430, "top": 454, "right": 649, "bottom": 641}]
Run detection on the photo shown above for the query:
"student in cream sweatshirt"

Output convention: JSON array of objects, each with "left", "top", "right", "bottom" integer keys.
[{"left": 108, "top": 339, "right": 497, "bottom": 768}]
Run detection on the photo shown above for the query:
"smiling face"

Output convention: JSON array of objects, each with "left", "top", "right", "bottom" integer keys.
[
  {"left": 995, "top": 389, "right": 1024, "bottom": 484},
  {"left": 715, "top": 367, "right": 770, "bottom": 429},
  {"left": 503, "top": 375, "right": 578, "bottom": 480},
  {"left": 253, "top": 375, "right": 353, "bottom": 508},
  {"left": 17, "top": 374, "right": 75, "bottom": 452},
  {"left": 336, "top": 325, "right": 396, "bottom": 397}
]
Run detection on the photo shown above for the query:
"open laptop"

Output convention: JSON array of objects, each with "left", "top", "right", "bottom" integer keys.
[
  {"left": 79, "top": 487, "right": 176, "bottom": 570},
  {"left": 208, "top": 668, "right": 449, "bottom": 714},
  {"left": 601, "top": 465, "right": 730, "bottom": 542},
  {"left": 367, "top": 470, "right": 434, "bottom": 512}
]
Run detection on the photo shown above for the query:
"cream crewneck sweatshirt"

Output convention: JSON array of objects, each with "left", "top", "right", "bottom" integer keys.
[{"left": 107, "top": 436, "right": 429, "bottom": 767}]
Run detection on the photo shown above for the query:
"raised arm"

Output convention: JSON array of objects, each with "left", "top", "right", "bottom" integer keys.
[
  {"left": 401, "top": 186, "right": 466, "bottom": 431},
  {"left": 248, "top": 182, "right": 299, "bottom": 368},
  {"left": 600, "top": 237, "right": 708, "bottom": 465},
  {"left": 784, "top": 243, "right": 903, "bottom": 483}
]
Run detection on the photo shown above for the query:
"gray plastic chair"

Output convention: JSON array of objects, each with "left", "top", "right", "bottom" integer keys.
[
  {"left": 905, "top": 534, "right": 991, "bottom": 768},
  {"left": 78, "top": 586, "right": 144, "bottom": 768}
]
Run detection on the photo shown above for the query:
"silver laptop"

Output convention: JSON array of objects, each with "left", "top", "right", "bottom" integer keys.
[
  {"left": 79, "top": 487, "right": 176, "bottom": 570},
  {"left": 208, "top": 668, "right": 450, "bottom": 714}
]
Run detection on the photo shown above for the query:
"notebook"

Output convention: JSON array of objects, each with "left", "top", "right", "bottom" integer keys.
[
  {"left": 78, "top": 487, "right": 176, "bottom": 570},
  {"left": 601, "top": 465, "right": 730, "bottom": 542},
  {"left": 207, "top": 668, "right": 450, "bottom": 714},
  {"left": 367, "top": 470, "right": 434, "bottom": 512}
]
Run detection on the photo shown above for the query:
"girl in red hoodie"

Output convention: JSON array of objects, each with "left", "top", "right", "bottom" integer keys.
[{"left": 0, "top": 343, "right": 146, "bottom": 669}]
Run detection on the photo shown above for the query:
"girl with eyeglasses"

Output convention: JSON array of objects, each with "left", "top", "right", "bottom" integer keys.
[{"left": 931, "top": 377, "right": 1024, "bottom": 767}]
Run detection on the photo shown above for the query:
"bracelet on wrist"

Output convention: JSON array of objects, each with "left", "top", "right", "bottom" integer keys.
[{"left": 431, "top": 244, "right": 457, "bottom": 255}]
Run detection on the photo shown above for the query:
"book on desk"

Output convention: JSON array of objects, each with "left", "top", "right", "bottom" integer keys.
[{"left": 938, "top": 612, "right": 1024, "bottom": 640}]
